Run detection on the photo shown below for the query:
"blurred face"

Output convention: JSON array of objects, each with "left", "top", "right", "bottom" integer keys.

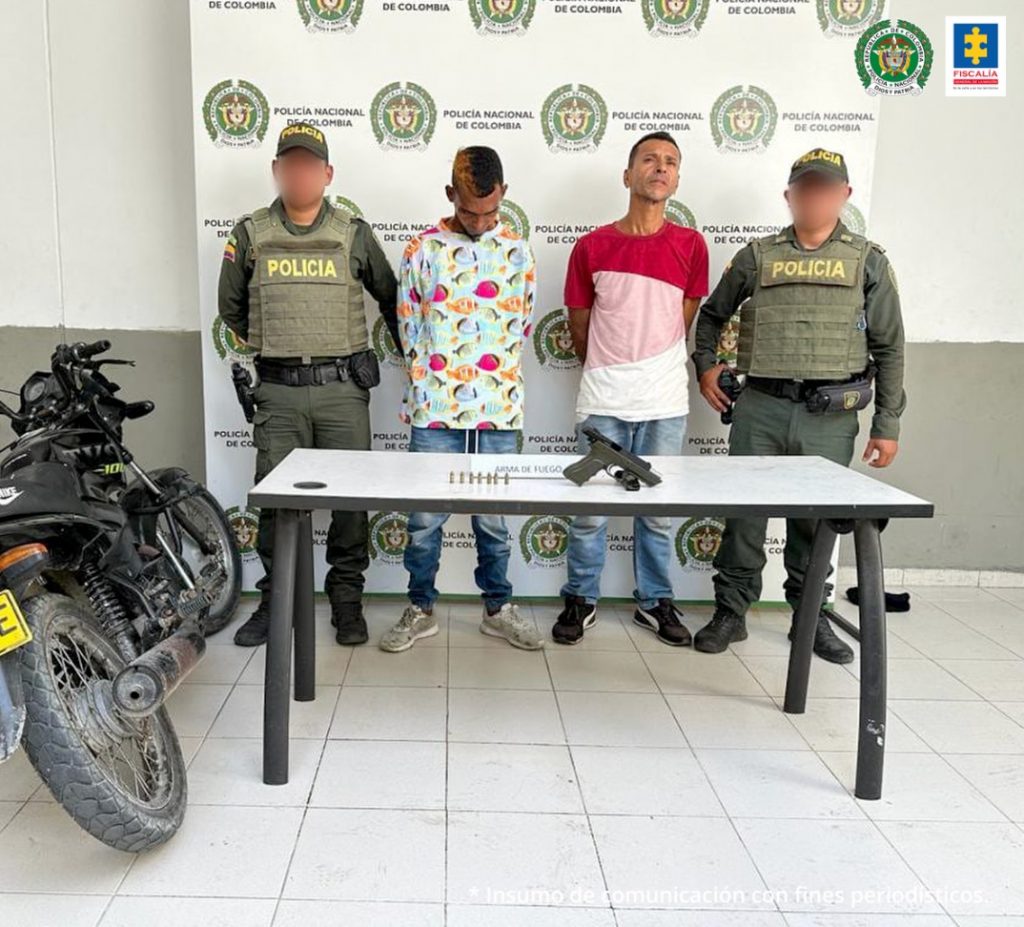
[
  {"left": 271, "top": 148, "right": 333, "bottom": 209},
  {"left": 624, "top": 139, "right": 680, "bottom": 204},
  {"left": 784, "top": 173, "right": 851, "bottom": 230},
  {"left": 445, "top": 181, "right": 506, "bottom": 239}
]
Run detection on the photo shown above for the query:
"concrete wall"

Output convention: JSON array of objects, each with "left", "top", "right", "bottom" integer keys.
[{"left": 0, "top": 0, "right": 1020, "bottom": 573}]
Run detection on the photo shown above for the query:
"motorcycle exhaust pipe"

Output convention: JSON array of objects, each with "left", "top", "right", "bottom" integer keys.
[{"left": 111, "top": 622, "right": 206, "bottom": 718}]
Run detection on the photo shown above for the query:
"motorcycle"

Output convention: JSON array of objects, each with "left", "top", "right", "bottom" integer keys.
[{"left": 0, "top": 340, "right": 241, "bottom": 851}]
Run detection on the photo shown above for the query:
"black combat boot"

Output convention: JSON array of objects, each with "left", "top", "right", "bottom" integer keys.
[
  {"left": 332, "top": 601, "right": 369, "bottom": 646},
  {"left": 693, "top": 608, "right": 747, "bottom": 654},
  {"left": 788, "top": 609, "right": 854, "bottom": 664},
  {"left": 234, "top": 600, "right": 270, "bottom": 647}
]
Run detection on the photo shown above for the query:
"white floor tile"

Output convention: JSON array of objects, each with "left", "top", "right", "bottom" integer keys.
[
  {"left": 100, "top": 896, "right": 276, "bottom": 927},
  {"left": 209, "top": 684, "right": 339, "bottom": 739},
  {"left": 274, "top": 900, "right": 444, "bottom": 926},
  {"left": 908, "top": 586, "right": 998, "bottom": 603},
  {"left": 448, "top": 904, "right": 616, "bottom": 926},
  {"left": 310, "top": 739, "right": 446, "bottom": 809},
  {"left": 447, "top": 742, "right": 583, "bottom": 813},
  {"left": 557, "top": 691, "right": 685, "bottom": 747},
  {"left": 891, "top": 700, "right": 1024, "bottom": 754},
  {"left": 0, "top": 801, "right": 20, "bottom": 829},
  {"left": 345, "top": 645, "right": 448, "bottom": 687},
  {"left": 553, "top": 612, "right": 639, "bottom": 651},
  {"left": 845, "top": 658, "right": 982, "bottom": 701},
  {"left": 819, "top": 752, "right": 1007, "bottom": 822},
  {"left": 616, "top": 913, "right": 787, "bottom": 927},
  {"left": 0, "top": 802, "right": 132, "bottom": 893},
  {"left": 239, "top": 640, "right": 353, "bottom": 686},
  {"left": 283, "top": 807, "right": 446, "bottom": 902},
  {"left": 643, "top": 651, "right": 766, "bottom": 696},
  {"left": 696, "top": 749, "right": 863, "bottom": 819},
  {"left": 667, "top": 695, "right": 810, "bottom": 750},
  {"left": 0, "top": 749, "right": 41, "bottom": 801},
  {"left": 782, "top": 915, "right": 954, "bottom": 926},
  {"left": 739, "top": 655, "right": 860, "bottom": 699},
  {"left": 449, "top": 646, "right": 552, "bottom": 690},
  {"left": 734, "top": 818, "right": 940, "bottom": 913},
  {"left": 187, "top": 737, "right": 323, "bottom": 806},
  {"left": 888, "top": 611, "right": 1019, "bottom": 661},
  {"left": 945, "top": 754, "right": 1024, "bottom": 821},
  {"left": 446, "top": 811, "right": 606, "bottom": 906},
  {"left": 119, "top": 805, "right": 303, "bottom": 897},
  {"left": 547, "top": 650, "right": 657, "bottom": 693},
  {"left": 185, "top": 643, "right": 255, "bottom": 685},
  {"left": 0, "top": 893, "right": 110, "bottom": 927},
  {"left": 590, "top": 815, "right": 770, "bottom": 909},
  {"left": 329, "top": 685, "right": 447, "bottom": 741},
  {"left": 937, "top": 659, "right": 1024, "bottom": 701},
  {"left": 448, "top": 688, "right": 565, "bottom": 744},
  {"left": 782, "top": 699, "right": 931, "bottom": 754},
  {"left": 570, "top": 745, "right": 723, "bottom": 816},
  {"left": 879, "top": 821, "right": 1024, "bottom": 915},
  {"left": 165, "top": 683, "right": 232, "bottom": 738}
]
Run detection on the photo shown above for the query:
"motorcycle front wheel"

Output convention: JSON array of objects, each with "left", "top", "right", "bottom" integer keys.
[{"left": 19, "top": 592, "right": 187, "bottom": 852}]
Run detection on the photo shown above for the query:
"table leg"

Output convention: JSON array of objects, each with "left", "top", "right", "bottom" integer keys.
[
  {"left": 853, "top": 518, "right": 887, "bottom": 800},
  {"left": 783, "top": 519, "right": 838, "bottom": 714},
  {"left": 263, "top": 508, "right": 298, "bottom": 786},
  {"left": 293, "top": 510, "right": 315, "bottom": 702}
]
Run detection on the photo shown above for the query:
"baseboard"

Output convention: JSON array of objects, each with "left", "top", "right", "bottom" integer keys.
[{"left": 837, "top": 566, "right": 1024, "bottom": 589}]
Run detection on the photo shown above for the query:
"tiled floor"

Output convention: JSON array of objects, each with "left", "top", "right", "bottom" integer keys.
[{"left": 3, "top": 585, "right": 1024, "bottom": 926}]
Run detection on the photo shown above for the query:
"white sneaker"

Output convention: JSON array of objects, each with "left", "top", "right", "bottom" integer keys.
[
  {"left": 380, "top": 604, "right": 439, "bottom": 653},
  {"left": 480, "top": 603, "right": 543, "bottom": 650}
]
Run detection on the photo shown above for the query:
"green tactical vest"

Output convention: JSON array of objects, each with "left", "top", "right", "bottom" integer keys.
[
  {"left": 737, "top": 228, "right": 870, "bottom": 380},
  {"left": 244, "top": 204, "right": 367, "bottom": 360}
]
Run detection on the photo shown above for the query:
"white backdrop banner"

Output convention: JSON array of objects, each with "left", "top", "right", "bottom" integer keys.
[{"left": 189, "top": 0, "right": 883, "bottom": 602}]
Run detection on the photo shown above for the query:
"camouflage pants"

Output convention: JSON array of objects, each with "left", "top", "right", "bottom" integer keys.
[{"left": 252, "top": 378, "right": 370, "bottom": 605}]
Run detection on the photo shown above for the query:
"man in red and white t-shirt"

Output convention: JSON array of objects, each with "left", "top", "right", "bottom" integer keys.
[{"left": 552, "top": 132, "right": 709, "bottom": 646}]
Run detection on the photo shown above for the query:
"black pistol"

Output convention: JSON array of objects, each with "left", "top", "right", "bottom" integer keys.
[
  {"left": 563, "top": 427, "right": 662, "bottom": 492},
  {"left": 718, "top": 367, "right": 744, "bottom": 426},
  {"left": 230, "top": 362, "right": 256, "bottom": 424}
]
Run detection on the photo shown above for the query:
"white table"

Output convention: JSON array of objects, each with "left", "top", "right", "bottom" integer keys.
[{"left": 250, "top": 450, "right": 933, "bottom": 799}]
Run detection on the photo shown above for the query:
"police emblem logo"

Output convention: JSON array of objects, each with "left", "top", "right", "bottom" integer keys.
[
  {"left": 372, "top": 316, "right": 404, "bottom": 369},
  {"left": 840, "top": 202, "right": 867, "bottom": 235},
  {"left": 533, "top": 310, "right": 580, "bottom": 370},
  {"left": 331, "top": 195, "right": 364, "bottom": 219},
  {"left": 710, "top": 85, "right": 777, "bottom": 154},
  {"left": 225, "top": 506, "right": 261, "bottom": 559},
  {"left": 296, "top": 0, "right": 363, "bottom": 33},
  {"left": 371, "top": 82, "right": 437, "bottom": 151},
  {"left": 817, "top": 0, "right": 885, "bottom": 38},
  {"left": 369, "top": 512, "right": 410, "bottom": 564},
  {"left": 519, "top": 515, "right": 571, "bottom": 568},
  {"left": 665, "top": 199, "right": 697, "bottom": 229},
  {"left": 469, "top": 0, "right": 535, "bottom": 36},
  {"left": 203, "top": 79, "right": 270, "bottom": 149},
  {"left": 212, "top": 315, "right": 257, "bottom": 363},
  {"left": 675, "top": 517, "right": 725, "bottom": 571},
  {"left": 498, "top": 199, "right": 531, "bottom": 240},
  {"left": 541, "top": 84, "right": 608, "bottom": 154},
  {"left": 856, "top": 19, "right": 933, "bottom": 96},
  {"left": 642, "top": 0, "right": 710, "bottom": 38}
]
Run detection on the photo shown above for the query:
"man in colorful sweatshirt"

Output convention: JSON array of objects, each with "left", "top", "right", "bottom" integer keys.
[{"left": 380, "top": 146, "right": 542, "bottom": 653}]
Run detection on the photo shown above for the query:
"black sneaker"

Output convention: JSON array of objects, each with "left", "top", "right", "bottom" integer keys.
[
  {"left": 552, "top": 595, "right": 597, "bottom": 645},
  {"left": 693, "top": 608, "right": 747, "bottom": 654},
  {"left": 634, "top": 599, "right": 692, "bottom": 646},
  {"left": 233, "top": 601, "right": 270, "bottom": 647},
  {"left": 332, "top": 601, "right": 369, "bottom": 646},
  {"left": 788, "top": 609, "right": 854, "bottom": 664}
]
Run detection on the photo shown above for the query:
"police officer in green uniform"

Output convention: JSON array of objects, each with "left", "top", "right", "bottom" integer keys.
[
  {"left": 691, "top": 148, "right": 905, "bottom": 663},
  {"left": 219, "top": 123, "right": 400, "bottom": 647}
]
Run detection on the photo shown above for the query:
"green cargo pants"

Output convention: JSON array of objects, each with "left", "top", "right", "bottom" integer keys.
[
  {"left": 252, "top": 378, "right": 370, "bottom": 606},
  {"left": 712, "top": 385, "right": 859, "bottom": 617}
]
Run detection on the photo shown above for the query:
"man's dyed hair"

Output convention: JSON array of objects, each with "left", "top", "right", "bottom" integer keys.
[{"left": 451, "top": 146, "right": 505, "bottom": 196}]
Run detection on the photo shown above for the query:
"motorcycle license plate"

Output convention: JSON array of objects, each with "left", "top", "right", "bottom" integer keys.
[{"left": 0, "top": 590, "right": 31, "bottom": 656}]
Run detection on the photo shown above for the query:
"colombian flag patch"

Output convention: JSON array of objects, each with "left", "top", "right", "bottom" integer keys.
[{"left": 222, "top": 236, "right": 237, "bottom": 263}]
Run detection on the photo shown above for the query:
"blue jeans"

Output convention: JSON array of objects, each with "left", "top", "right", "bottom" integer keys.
[
  {"left": 561, "top": 414, "right": 687, "bottom": 609},
  {"left": 404, "top": 427, "right": 517, "bottom": 613}
]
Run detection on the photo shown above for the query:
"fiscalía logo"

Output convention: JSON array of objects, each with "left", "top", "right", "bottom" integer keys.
[
  {"left": 469, "top": 0, "right": 535, "bottom": 35},
  {"left": 296, "top": 0, "right": 363, "bottom": 32},
  {"left": 372, "top": 316, "right": 404, "bottom": 368},
  {"left": 710, "top": 85, "right": 777, "bottom": 153},
  {"left": 203, "top": 79, "right": 270, "bottom": 149},
  {"left": 226, "top": 505, "right": 261, "bottom": 559},
  {"left": 498, "top": 199, "right": 531, "bottom": 240},
  {"left": 212, "top": 315, "right": 257, "bottom": 363},
  {"left": 946, "top": 17, "right": 1006, "bottom": 97},
  {"left": 665, "top": 199, "right": 697, "bottom": 228},
  {"left": 840, "top": 202, "right": 867, "bottom": 235},
  {"left": 369, "top": 511, "right": 409, "bottom": 565},
  {"left": 856, "top": 19, "right": 933, "bottom": 96},
  {"left": 642, "top": 0, "right": 710, "bottom": 37},
  {"left": 816, "top": 0, "right": 885, "bottom": 38},
  {"left": 533, "top": 309, "right": 580, "bottom": 370},
  {"left": 541, "top": 84, "right": 608, "bottom": 154},
  {"left": 331, "top": 195, "right": 364, "bottom": 219},
  {"left": 519, "top": 515, "right": 571, "bottom": 568},
  {"left": 371, "top": 82, "right": 437, "bottom": 151},
  {"left": 675, "top": 516, "right": 725, "bottom": 571}
]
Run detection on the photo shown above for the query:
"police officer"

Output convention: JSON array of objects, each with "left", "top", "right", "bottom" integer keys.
[
  {"left": 691, "top": 149, "right": 906, "bottom": 663},
  {"left": 219, "top": 123, "right": 400, "bottom": 647}
]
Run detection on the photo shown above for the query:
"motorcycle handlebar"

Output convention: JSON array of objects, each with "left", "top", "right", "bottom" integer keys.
[{"left": 71, "top": 340, "right": 111, "bottom": 363}]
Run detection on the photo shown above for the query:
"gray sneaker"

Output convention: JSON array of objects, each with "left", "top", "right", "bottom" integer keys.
[
  {"left": 380, "top": 605, "right": 439, "bottom": 653},
  {"left": 480, "top": 603, "right": 543, "bottom": 650}
]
